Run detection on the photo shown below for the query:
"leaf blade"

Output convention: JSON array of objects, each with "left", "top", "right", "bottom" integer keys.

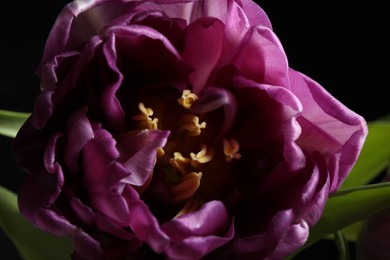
[
  {"left": 305, "top": 182, "right": 390, "bottom": 248},
  {"left": 0, "top": 110, "right": 29, "bottom": 138},
  {"left": 341, "top": 121, "right": 390, "bottom": 188}
]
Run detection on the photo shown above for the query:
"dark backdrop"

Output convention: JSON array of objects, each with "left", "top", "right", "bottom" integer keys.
[{"left": 1, "top": 1, "right": 388, "bottom": 259}]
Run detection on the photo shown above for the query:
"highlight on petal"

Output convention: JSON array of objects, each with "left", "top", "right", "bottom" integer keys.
[
  {"left": 233, "top": 26, "right": 289, "bottom": 86},
  {"left": 288, "top": 69, "right": 368, "bottom": 191},
  {"left": 180, "top": 17, "right": 225, "bottom": 93},
  {"left": 119, "top": 129, "right": 170, "bottom": 186},
  {"left": 238, "top": 0, "right": 272, "bottom": 29},
  {"left": 64, "top": 108, "right": 94, "bottom": 173}
]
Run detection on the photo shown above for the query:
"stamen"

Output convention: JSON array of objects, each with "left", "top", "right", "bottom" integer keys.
[
  {"left": 179, "top": 114, "right": 206, "bottom": 136},
  {"left": 169, "top": 152, "right": 190, "bottom": 175},
  {"left": 223, "top": 138, "right": 241, "bottom": 162},
  {"left": 178, "top": 89, "right": 199, "bottom": 109},
  {"left": 190, "top": 145, "right": 215, "bottom": 168},
  {"left": 157, "top": 147, "right": 165, "bottom": 158},
  {"left": 170, "top": 172, "right": 202, "bottom": 203},
  {"left": 132, "top": 102, "right": 158, "bottom": 129}
]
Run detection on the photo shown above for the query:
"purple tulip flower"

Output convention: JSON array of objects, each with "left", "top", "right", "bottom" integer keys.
[{"left": 13, "top": 0, "right": 367, "bottom": 259}]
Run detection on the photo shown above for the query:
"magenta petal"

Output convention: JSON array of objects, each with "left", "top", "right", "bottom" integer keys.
[
  {"left": 30, "top": 90, "right": 54, "bottom": 130},
  {"left": 118, "top": 129, "right": 170, "bottom": 186},
  {"left": 233, "top": 76, "right": 305, "bottom": 170},
  {"left": 43, "top": 133, "right": 63, "bottom": 176},
  {"left": 162, "top": 201, "right": 230, "bottom": 240},
  {"left": 127, "top": 187, "right": 171, "bottom": 253},
  {"left": 266, "top": 220, "right": 309, "bottom": 260},
  {"left": 82, "top": 127, "right": 125, "bottom": 191},
  {"left": 233, "top": 26, "right": 289, "bottom": 86},
  {"left": 162, "top": 201, "right": 234, "bottom": 259},
  {"left": 181, "top": 17, "right": 225, "bottom": 93},
  {"left": 64, "top": 108, "right": 94, "bottom": 173},
  {"left": 165, "top": 225, "right": 234, "bottom": 260},
  {"left": 289, "top": 69, "right": 368, "bottom": 191},
  {"left": 238, "top": 0, "right": 272, "bottom": 29},
  {"left": 38, "top": 0, "right": 136, "bottom": 72},
  {"left": 101, "top": 34, "right": 126, "bottom": 131},
  {"left": 218, "top": 1, "right": 250, "bottom": 66},
  {"left": 230, "top": 209, "right": 295, "bottom": 255},
  {"left": 17, "top": 167, "right": 69, "bottom": 236},
  {"left": 40, "top": 51, "right": 79, "bottom": 91},
  {"left": 71, "top": 228, "right": 104, "bottom": 260},
  {"left": 82, "top": 127, "right": 131, "bottom": 225}
]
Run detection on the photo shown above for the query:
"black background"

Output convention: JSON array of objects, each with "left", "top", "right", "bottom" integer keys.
[{"left": 1, "top": 1, "right": 388, "bottom": 259}]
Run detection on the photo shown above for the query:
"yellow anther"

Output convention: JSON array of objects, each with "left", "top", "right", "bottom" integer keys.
[
  {"left": 169, "top": 152, "right": 191, "bottom": 174},
  {"left": 157, "top": 147, "right": 165, "bottom": 158},
  {"left": 179, "top": 114, "right": 206, "bottom": 136},
  {"left": 190, "top": 145, "right": 215, "bottom": 168},
  {"left": 132, "top": 103, "right": 158, "bottom": 129},
  {"left": 170, "top": 172, "right": 202, "bottom": 203},
  {"left": 178, "top": 89, "right": 199, "bottom": 109},
  {"left": 223, "top": 138, "right": 241, "bottom": 162}
]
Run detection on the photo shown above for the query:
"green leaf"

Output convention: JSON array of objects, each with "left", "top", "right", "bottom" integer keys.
[
  {"left": 341, "top": 121, "right": 390, "bottom": 188},
  {"left": 304, "top": 182, "right": 390, "bottom": 249},
  {"left": 0, "top": 109, "right": 30, "bottom": 138},
  {"left": 0, "top": 186, "right": 73, "bottom": 260}
]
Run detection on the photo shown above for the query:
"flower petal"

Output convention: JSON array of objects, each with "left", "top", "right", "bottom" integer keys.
[
  {"left": 289, "top": 69, "right": 368, "bottom": 191},
  {"left": 180, "top": 17, "right": 225, "bottom": 93},
  {"left": 64, "top": 108, "right": 94, "bottom": 173},
  {"left": 238, "top": 0, "right": 272, "bottom": 29},
  {"left": 233, "top": 26, "right": 289, "bottom": 86},
  {"left": 118, "top": 129, "right": 170, "bottom": 186}
]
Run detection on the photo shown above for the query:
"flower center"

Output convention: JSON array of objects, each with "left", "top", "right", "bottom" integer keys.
[{"left": 132, "top": 89, "right": 241, "bottom": 210}]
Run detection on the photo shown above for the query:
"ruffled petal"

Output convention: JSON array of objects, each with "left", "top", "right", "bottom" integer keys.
[
  {"left": 237, "top": 0, "right": 272, "bottom": 29},
  {"left": 289, "top": 69, "right": 368, "bottom": 191},
  {"left": 232, "top": 76, "right": 304, "bottom": 170},
  {"left": 233, "top": 26, "right": 289, "bottom": 86},
  {"left": 180, "top": 17, "right": 225, "bottom": 93},
  {"left": 118, "top": 129, "right": 170, "bottom": 186},
  {"left": 230, "top": 209, "right": 295, "bottom": 255},
  {"left": 101, "top": 33, "right": 125, "bottom": 131},
  {"left": 127, "top": 187, "right": 171, "bottom": 253},
  {"left": 64, "top": 108, "right": 94, "bottom": 173},
  {"left": 265, "top": 220, "right": 309, "bottom": 260},
  {"left": 162, "top": 201, "right": 234, "bottom": 259},
  {"left": 37, "top": 0, "right": 137, "bottom": 72}
]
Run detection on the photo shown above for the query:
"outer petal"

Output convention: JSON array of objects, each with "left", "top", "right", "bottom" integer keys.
[
  {"left": 232, "top": 76, "right": 304, "bottom": 171},
  {"left": 237, "top": 0, "right": 272, "bottom": 29},
  {"left": 233, "top": 26, "right": 289, "bottom": 87},
  {"left": 265, "top": 220, "right": 309, "bottom": 260},
  {"left": 37, "top": 0, "right": 137, "bottom": 73},
  {"left": 163, "top": 201, "right": 234, "bottom": 259},
  {"left": 82, "top": 126, "right": 130, "bottom": 225},
  {"left": 289, "top": 69, "right": 368, "bottom": 192},
  {"left": 64, "top": 108, "right": 94, "bottom": 173}
]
